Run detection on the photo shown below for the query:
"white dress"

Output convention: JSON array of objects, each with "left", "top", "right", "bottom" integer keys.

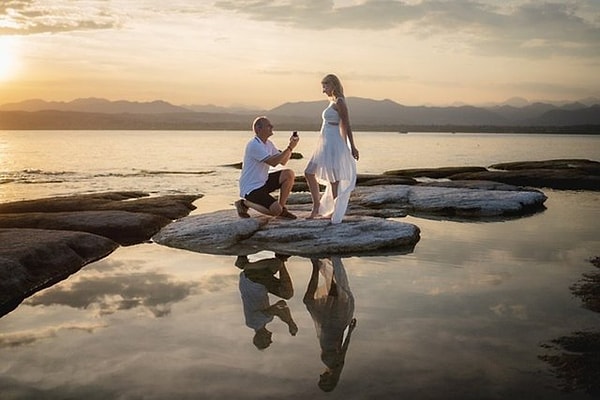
[
  {"left": 305, "top": 257, "right": 355, "bottom": 358},
  {"left": 305, "top": 100, "right": 356, "bottom": 224}
]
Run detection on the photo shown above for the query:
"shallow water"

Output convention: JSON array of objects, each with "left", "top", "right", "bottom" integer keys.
[{"left": 1, "top": 131, "right": 599, "bottom": 399}]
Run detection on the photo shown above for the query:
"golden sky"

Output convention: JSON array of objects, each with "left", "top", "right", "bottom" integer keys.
[{"left": 1, "top": 0, "right": 599, "bottom": 109}]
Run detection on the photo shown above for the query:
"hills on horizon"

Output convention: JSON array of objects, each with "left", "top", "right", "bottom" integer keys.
[{"left": 1, "top": 96, "right": 599, "bottom": 132}]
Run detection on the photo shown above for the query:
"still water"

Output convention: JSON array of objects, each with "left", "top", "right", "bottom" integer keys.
[{"left": 0, "top": 131, "right": 599, "bottom": 399}]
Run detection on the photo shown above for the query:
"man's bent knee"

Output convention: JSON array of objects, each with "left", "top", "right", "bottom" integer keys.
[{"left": 280, "top": 169, "right": 295, "bottom": 183}]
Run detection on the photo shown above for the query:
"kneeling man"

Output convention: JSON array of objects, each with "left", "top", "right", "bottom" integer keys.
[{"left": 235, "top": 116, "right": 299, "bottom": 219}]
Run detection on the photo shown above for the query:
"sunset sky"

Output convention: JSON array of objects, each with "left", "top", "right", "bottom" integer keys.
[{"left": 1, "top": 0, "right": 599, "bottom": 109}]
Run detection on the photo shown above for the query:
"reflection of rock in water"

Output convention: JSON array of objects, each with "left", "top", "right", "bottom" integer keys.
[
  {"left": 539, "top": 257, "right": 600, "bottom": 396},
  {"left": 539, "top": 331, "right": 600, "bottom": 395},
  {"left": 571, "top": 257, "right": 600, "bottom": 313}
]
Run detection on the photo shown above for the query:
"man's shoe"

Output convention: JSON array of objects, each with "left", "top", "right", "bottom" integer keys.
[
  {"left": 235, "top": 199, "right": 250, "bottom": 218},
  {"left": 278, "top": 207, "right": 297, "bottom": 220},
  {"left": 235, "top": 255, "right": 249, "bottom": 269},
  {"left": 275, "top": 253, "right": 291, "bottom": 262}
]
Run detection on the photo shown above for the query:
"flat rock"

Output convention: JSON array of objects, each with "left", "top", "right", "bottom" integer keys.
[
  {"left": 374, "top": 159, "right": 600, "bottom": 191},
  {"left": 0, "top": 191, "right": 202, "bottom": 245},
  {"left": 153, "top": 210, "right": 271, "bottom": 253},
  {"left": 451, "top": 159, "right": 600, "bottom": 190},
  {"left": 450, "top": 169, "right": 600, "bottom": 190},
  {"left": 0, "top": 228, "right": 118, "bottom": 317},
  {"left": 490, "top": 159, "right": 600, "bottom": 172},
  {"left": 351, "top": 184, "right": 546, "bottom": 218},
  {"left": 0, "top": 191, "right": 201, "bottom": 220},
  {"left": 287, "top": 182, "right": 547, "bottom": 220},
  {"left": 292, "top": 173, "right": 417, "bottom": 192},
  {"left": 383, "top": 166, "right": 488, "bottom": 178},
  {"left": 0, "top": 192, "right": 201, "bottom": 318},
  {"left": 152, "top": 210, "right": 420, "bottom": 257},
  {"left": 404, "top": 185, "right": 546, "bottom": 217},
  {"left": 0, "top": 210, "right": 171, "bottom": 246}
]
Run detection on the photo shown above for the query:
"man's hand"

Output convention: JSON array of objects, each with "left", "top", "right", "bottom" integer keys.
[{"left": 288, "top": 133, "right": 299, "bottom": 150}]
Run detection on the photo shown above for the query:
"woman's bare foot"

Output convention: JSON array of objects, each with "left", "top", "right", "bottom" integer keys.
[
  {"left": 321, "top": 211, "right": 333, "bottom": 219},
  {"left": 307, "top": 207, "right": 320, "bottom": 219}
]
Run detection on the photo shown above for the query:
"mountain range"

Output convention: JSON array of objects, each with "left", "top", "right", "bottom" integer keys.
[{"left": 1, "top": 97, "right": 599, "bottom": 132}]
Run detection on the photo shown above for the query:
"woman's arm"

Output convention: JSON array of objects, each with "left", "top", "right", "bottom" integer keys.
[{"left": 335, "top": 98, "right": 359, "bottom": 160}]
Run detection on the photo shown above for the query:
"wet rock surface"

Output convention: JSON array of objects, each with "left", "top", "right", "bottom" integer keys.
[
  {"left": 0, "top": 191, "right": 201, "bottom": 317},
  {"left": 288, "top": 181, "right": 548, "bottom": 220},
  {"left": 153, "top": 180, "right": 547, "bottom": 256},
  {"left": 450, "top": 159, "right": 600, "bottom": 190},
  {"left": 0, "top": 228, "right": 119, "bottom": 317},
  {"left": 346, "top": 159, "right": 600, "bottom": 191}
]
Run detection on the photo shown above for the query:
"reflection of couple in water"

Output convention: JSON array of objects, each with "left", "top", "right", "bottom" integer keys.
[
  {"left": 236, "top": 253, "right": 298, "bottom": 349},
  {"left": 304, "top": 257, "right": 357, "bottom": 392},
  {"left": 236, "top": 254, "right": 356, "bottom": 392}
]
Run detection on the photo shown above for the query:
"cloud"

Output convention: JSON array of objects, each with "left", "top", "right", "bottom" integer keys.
[
  {"left": 0, "top": 0, "right": 121, "bottom": 35},
  {"left": 3, "top": 1, "right": 598, "bottom": 58},
  {"left": 466, "top": 2, "right": 600, "bottom": 58},
  {"left": 0, "top": 323, "right": 107, "bottom": 348},
  {"left": 214, "top": 0, "right": 600, "bottom": 58}
]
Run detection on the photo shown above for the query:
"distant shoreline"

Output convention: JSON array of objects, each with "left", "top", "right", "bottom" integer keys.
[{"left": 0, "top": 110, "right": 599, "bottom": 134}]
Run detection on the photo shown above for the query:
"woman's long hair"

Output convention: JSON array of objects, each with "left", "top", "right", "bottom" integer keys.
[{"left": 321, "top": 74, "right": 344, "bottom": 98}]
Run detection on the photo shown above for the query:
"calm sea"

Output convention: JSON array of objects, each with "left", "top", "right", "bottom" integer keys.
[{"left": 1, "top": 130, "right": 599, "bottom": 399}]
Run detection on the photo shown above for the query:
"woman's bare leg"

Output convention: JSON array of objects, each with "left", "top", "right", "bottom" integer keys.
[
  {"left": 331, "top": 181, "right": 339, "bottom": 199},
  {"left": 305, "top": 172, "right": 321, "bottom": 218}
]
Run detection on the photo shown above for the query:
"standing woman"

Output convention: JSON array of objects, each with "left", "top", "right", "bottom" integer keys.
[{"left": 304, "top": 74, "right": 359, "bottom": 224}]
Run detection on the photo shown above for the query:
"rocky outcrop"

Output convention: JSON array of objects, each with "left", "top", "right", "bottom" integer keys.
[
  {"left": 490, "top": 159, "right": 600, "bottom": 173},
  {"left": 287, "top": 181, "right": 547, "bottom": 220},
  {"left": 451, "top": 169, "right": 599, "bottom": 190},
  {"left": 0, "top": 210, "right": 171, "bottom": 246},
  {"left": 0, "top": 228, "right": 119, "bottom": 317},
  {"left": 383, "top": 166, "right": 488, "bottom": 179},
  {"left": 0, "top": 191, "right": 200, "bottom": 220},
  {"left": 152, "top": 211, "right": 420, "bottom": 257},
  {"left": 354, "top": 183, "right": 547, "bottom": 218},
  {"left": 1, "top": 158, "right": 573, "bottom": 317},
  {"left": 153, "top": 181, "right": 547, "bottom": 256},
  {"left": 0, "top": 191, "right": 201, "bottom": 318},
  {"left": 0, "top": 191, "right": 201, "bottom": 245},
  {"left": 293, "top": 173, "right": 418, "bottom": 192},
  {"left": 377, "top": 159, "right": 600, "bottom": 191}
]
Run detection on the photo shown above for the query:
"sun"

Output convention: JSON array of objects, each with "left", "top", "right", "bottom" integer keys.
[{"left": 0, "top": 36, "right": 20, "bottom": 81}]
